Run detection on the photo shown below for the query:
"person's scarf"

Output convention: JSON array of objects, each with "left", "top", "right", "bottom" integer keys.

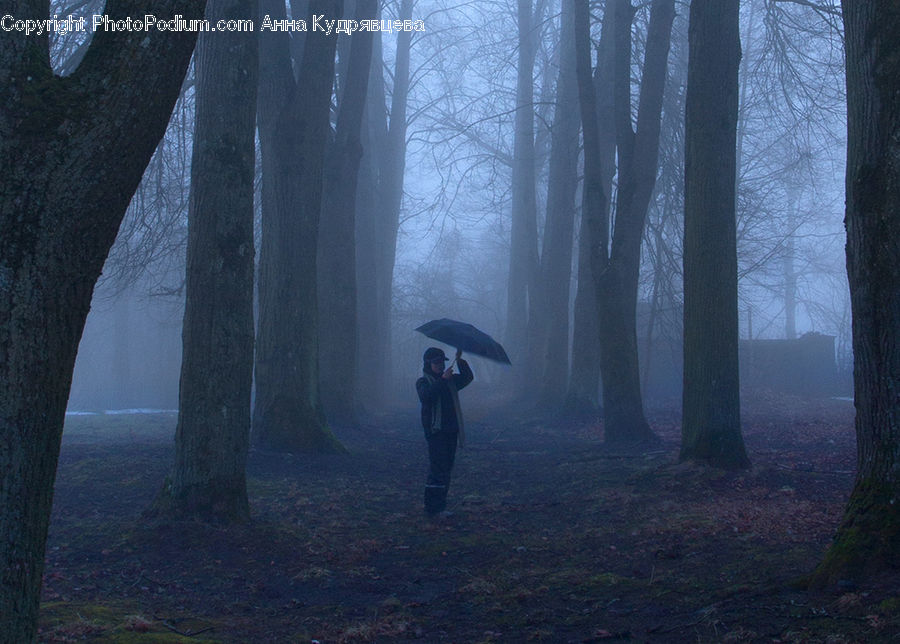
[{"left": 423, "top": 370, "right": 465, "bottom": 447}]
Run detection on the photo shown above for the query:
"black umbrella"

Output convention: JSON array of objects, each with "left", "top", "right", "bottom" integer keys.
[{"left": 415, "top": 318, "right": 512, "bottom": 364}]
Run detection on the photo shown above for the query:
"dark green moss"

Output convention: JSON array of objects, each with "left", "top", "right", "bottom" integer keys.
[
  {"left": 810, "top": 477, "right": 900, "bottom": 588},
  {"left": 40, "top": 601, "right": 219, "bottom": 643}
]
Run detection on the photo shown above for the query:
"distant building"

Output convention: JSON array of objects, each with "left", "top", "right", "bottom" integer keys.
[
  {"left": 635, "top": 302, "right": 842, "bottom": 400},
  {"left": 738, "top": 332, "right": 839, "bottom": 396}
]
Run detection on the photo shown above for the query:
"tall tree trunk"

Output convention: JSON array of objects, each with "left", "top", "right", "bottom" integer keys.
[
  {"left": 0, "top": 2, "right": 204, "bottom": 640},
  {"left": 810, "top": 0, "right": 900, "bottom": 587},
  {"left": 113, "top": 296, "right": 132, "bottom": 407},
  {"left": 568, "top": 218, "right": 603, "bottom": 413},
  {"left": 319, "top": 0, "right": 376, "bottom": 424},
  {"left": 784, "top": 189, "right": 797, "bottom": 339},
  {"left": 598, "top": 0, "right": 674, "bottom": 447},
  {"left": 356, "top": 1, "right": 410, "bottom": 412},
  {"left": 536, "top": 0, "right": 580, "bottom": 407},
  {"left": 152, "top": 0, "right": 257, "bottom": 521},
  {"left": 254, "top": 0, "right": 344, "bottom": 452},
  {"left": 378, "top": 0, "right": 412, "bottom": 406},
  {"left": 508, "top": 0, "right": 541, "bottom": 386},
  {"left": 569, "top": 12, "right": 616, "bottom": 414},
  {"left": 680, "top": 0, "right": 750, "bottom": 469},
  {"left": 641, "top": 220, "right": 665, "bottom": 395},
  {"left": 355, "top": 28, "right": 388, "bottom": 412},
  {"left": 574, "top": 0, "right": 610, "bottom": 414}
]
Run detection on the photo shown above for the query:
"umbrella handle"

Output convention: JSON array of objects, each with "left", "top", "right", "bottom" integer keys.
[{"left": 445, "top": 349, "right": 462, "bottom": 375}]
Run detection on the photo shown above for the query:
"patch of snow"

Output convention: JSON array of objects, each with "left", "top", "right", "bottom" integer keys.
[{"left": 103, "top": 408, "right": 178, "bottom": 415}]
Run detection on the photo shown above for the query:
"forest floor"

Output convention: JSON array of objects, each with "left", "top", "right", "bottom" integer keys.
[{"left": 40, "top": 392, "right": 900, "bottom": 643}]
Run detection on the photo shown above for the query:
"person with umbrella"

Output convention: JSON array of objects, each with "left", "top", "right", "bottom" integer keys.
[{"left": 416, "top": 346, "right": 473, "bottom": 520}]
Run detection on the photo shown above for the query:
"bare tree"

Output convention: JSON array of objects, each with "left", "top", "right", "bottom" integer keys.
[
  {"left": 534, "top": 0, "right": 580, "bottom": 407},
  {"left": 356, "top": 0, "right": 414, "bottom": 411},
  {"left": 734, "top": 0, "right": 846, "bottom": 344},
  {"left": 506, "top": 0, "right": 542, "bottom": 386},
  {"left": 254, "top": 0, "right": 344, "bottom": 451},
  {"left": 577, "top": 0, "right": 675, "bottom": 447},
  {"left": 569, "top": 3, "right": 617, "bottom": 414},
  {"left": 318, "top": 0, "right": 377, "bottom": 424},
  {"left": 0, "top": 1, "right": 205, "bottom": 639}
]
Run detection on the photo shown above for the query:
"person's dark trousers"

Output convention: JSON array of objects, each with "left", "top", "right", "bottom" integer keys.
[{"left": 424, "top": 431, "right": 458, "bottom": 516}]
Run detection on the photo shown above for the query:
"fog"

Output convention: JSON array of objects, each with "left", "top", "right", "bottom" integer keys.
[
  {"left": 12, "top": 0, "right": 900, "bottom": 641},
  {"left": 64, "top": 0, "right": 850, "bottom": 414}
]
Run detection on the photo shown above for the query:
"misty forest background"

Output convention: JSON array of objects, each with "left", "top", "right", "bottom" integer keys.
[
  {"left": 66, "top": 0, "right": 846, "bottom": 415},
  {"left": 4, "top": 0, "right": 900, "bottom": 641}
]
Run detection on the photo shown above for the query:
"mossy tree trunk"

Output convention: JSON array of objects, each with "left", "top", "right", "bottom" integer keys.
[
  {"left": 680, "top": 0, "right": 750, "bottom": 469},
  {"left": 254, "top": 0, "right": 344, "bottom": 453},
  {"left": 152, "top": 0, "right": 257, "bottom": 521},
  {"left": 810, "top": 0, "right": 900, "bottom": 587},
  {"left": 0, "top": 2, "right": 204, "bottom": 640}
]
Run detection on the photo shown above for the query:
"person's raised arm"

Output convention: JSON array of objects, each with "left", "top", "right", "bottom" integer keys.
[{"left": 454, "top": 351, "right": 474, "bottom": 389}]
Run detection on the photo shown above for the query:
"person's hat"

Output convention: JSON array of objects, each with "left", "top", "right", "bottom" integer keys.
[{"left": 423, "top": 347, "right": 448, "bottom": 362}]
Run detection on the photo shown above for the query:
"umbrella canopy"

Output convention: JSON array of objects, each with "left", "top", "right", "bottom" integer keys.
[{"left": 415, "top": 318, "right": 511, "bottom": 364}]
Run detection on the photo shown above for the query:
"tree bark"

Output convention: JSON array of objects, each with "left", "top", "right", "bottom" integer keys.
[
  {"left": 580, "top": 0, "right": 673, "bottom": 447},
  {"left": 355, "top": 28, "right": 388, "bottom": 411},
  {"left": 507, "top": 0, "right": 541, "bottom": 385},
  {"left": 568, "top": 218, "right": 602, "bottom": 414},
  {"left": 810, "top": 0, "right": 900, "bottom": 586},
  {"left": 355, "top": 1, "right": 410, "bottom": 412},
  {"left": 152, "top": 0, "right": 257, "bottom": 521},
  {"left": 680, "top": 0, "right": 750, "bottom": 469},
  {"left": 318, "top": 0, "right": 376, "bottom": 424},
  {"left": 784, "top": 189, "right": 798, "bottom": 339},
  {"left": 569, "top": 11, "right": 616, "bottom": 415},
  {"left": 254, "top": 0, "right": 344, "bottom": 452},
  {"left": 536, "top": 0, "right": 580, "bottom": 407},
  {"left": 377, "top": 0, "right": 411, "bottom": 406},
  {"left": 0, "top": 2, "right": 204, "bottom": 640}
]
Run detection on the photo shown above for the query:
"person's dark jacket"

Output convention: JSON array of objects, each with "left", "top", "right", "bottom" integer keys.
[{"left": 416, "top": 359, "right": 473, "bottom": 438}]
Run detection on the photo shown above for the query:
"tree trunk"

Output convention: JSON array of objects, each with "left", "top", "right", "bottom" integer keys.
[
  {"left": 355, "top": 28, "right": 388, "bottom": 412},
  {"left": 152, "top": 0, "right": 257, "bottom": 521},
  {"left": 810, "top": 0, "right": 900, "bottom": 587},
  {"left": 112, "top": 296, "right": 133, "bottom": 407},
  {"left": 568, "top": 218, "right": 603, "bottom": 414},
  {"left": 784, "top": 190, "right": 797, "bottom": 339},
  {"left": 0, "top": 2, "right": 204, "bottom": 640},
  {"left": 254, "top": 0, "right": 344, "bottom": 452},
  {"left": 507, "top": 0, "right": 541, "bottom": 386},
  {"left": 536, "top": 0, "right": 580, "bottom": 407},
  {"left": 356, "top": 1, "right": 410, "bottom": 412},
  {"left": 318, "top": 0, "right": 376, "bottom": 424},
  {"left": 680, "top": 0, "right": 750, "bottom": 469},
  {"left": 377, "top": 0, "right": 412, "bottom": 406},
  {"left": 594, "top": 0, "right": 674, "bottom": 447},
  {"left": 641, "top": 221, "right": 665, "bottom": 396},
  {"left": 569, "top": 12, "right": 617, "bottom": 415}
]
